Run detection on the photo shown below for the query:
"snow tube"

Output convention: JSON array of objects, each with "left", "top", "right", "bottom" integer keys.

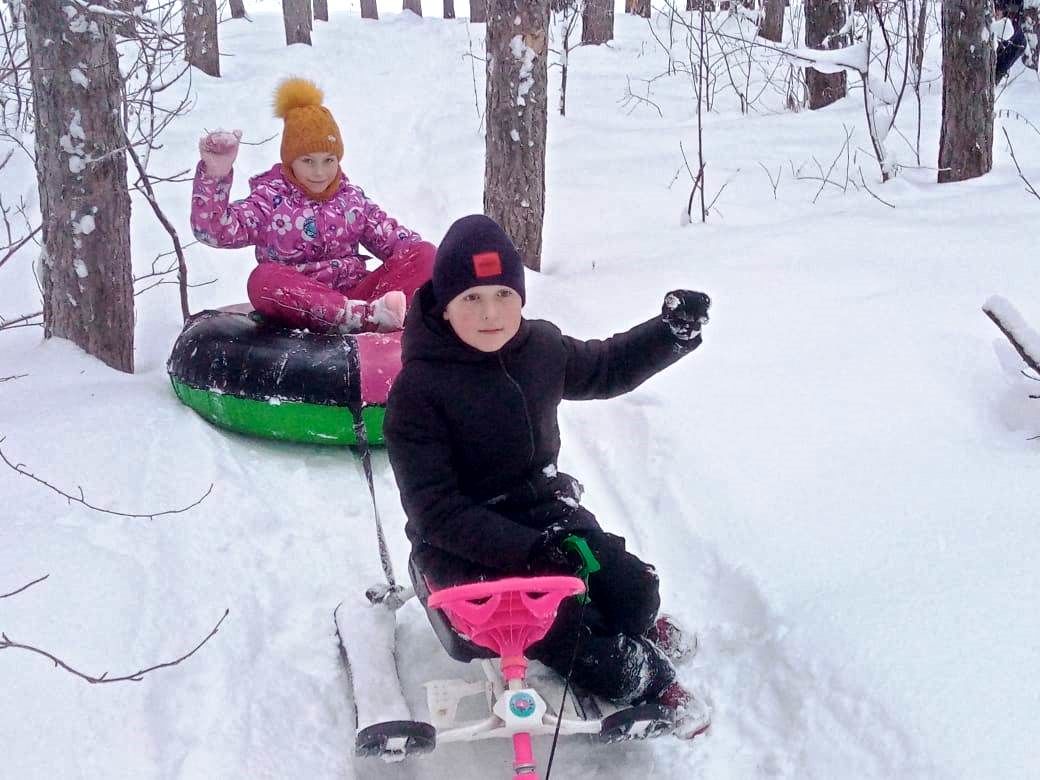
[{"left": 167, "top": 308, "right": 401, "bottom": 446}]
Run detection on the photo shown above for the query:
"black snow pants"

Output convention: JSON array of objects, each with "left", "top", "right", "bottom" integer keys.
[{"left": 414, "top": 507, "right": 676, "bottom": 705}]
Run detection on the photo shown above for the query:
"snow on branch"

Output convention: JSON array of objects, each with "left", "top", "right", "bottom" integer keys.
[
  {"left": 0, "top": 437, "right": 214, "bottom": 520},
  {"left": 783, "top": 41, "right": 870, "bottom": 76},
  {"left": 984, "top": 296, "right": 1040, "bottom": 378}
]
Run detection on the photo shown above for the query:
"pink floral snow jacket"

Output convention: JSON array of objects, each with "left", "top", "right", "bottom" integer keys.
[{"left": 190, "top": 163, "right": 424, "bottom": 293}]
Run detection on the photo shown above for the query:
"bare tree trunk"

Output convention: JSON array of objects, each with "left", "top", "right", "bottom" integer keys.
[
  {"left": 24, "top": 1, "right": 135, "bottom": 373},
  {"left": 404, "top": 0, "right": 423, "bottom": 15},
  {"left": 229, "top": 0, "right": 247, "bottom": 19},
  {"left": 183, "top": 0, "right": 220, "bottom": 77},
  {"left": 471, "top": 0, "right": 488, "bottom": 22},
  {"left": 361, "top": 0, "right": 380, "bottom": 19},
  {"left": 444, "top": 0, "right": 455, "bottom": 18},
  {"left": 313, "top": 0, "right": 329, "bottom": 22},
  {"left": 582, "top": 0, "right": 614, "bottom": 44},
  {"left": 283, "top": 0, "right": 312, "bottom": 45},
  {"left": 760, "top": 0, "right": 784, "bottom": 42},
  {"left": 485, "top": 0, "right": 549, "bottom": 272},
  {"left": 626, "top": 0, "right": 651, "bottom": 17},
  {"left": 938, "top": 0, "right": 994, "bottom": 183},
  {"left": 805, "top": 0, "right": 846, "bottom": 109}
]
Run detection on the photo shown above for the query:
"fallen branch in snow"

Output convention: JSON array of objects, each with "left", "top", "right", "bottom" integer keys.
[
  {"left": 0, "top": 437, "right": 214, "bottom": 520},
  {"left": 1002, "top": 128, "right": 1040, "bottom": 203},
  {"left": 983, "top": 297, "right": 1040, "bottom": 379},
  {"left": 0, "top": 608, "right": 230, "bottom": 684},
  {"left": 0, "top": 373, "right": 28, "bottom": 384},
  {"left": 0, "top": 574, "right": 49, "bottom": 600}
]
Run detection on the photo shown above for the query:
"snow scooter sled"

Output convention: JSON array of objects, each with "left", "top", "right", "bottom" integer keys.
[
  {"left": 335, "top": 557, "right": 687, "bottom": 775},
  {"left": 335, "top": 410, "right": 695, "bottom": 776}
]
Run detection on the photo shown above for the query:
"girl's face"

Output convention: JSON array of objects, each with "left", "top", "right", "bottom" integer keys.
[
  {"left": 443, "top": 284, "right": 523, "bottom": 353},
  {"left": 291, "top": 152, "right": 339, "bottom": 194}
]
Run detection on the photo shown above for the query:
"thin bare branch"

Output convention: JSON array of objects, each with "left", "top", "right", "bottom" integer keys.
[
  {"left": 0, "top": 224, "right": 42, "bottom": 270},
  {"left": 0, "top": 438, "right": 214, "bottom": 520},
  {"left": 124, "top": 129, "right": 191, "bottom": 321},
  {"left": 1003, "top": 128, "right": 1040, "bottom": 202},
  {"left": 0, "top": 609, "right": 229, "bottom": 684},
  {"left": 0, "top": 574, "right": 49, "bottom": 600},
  {"left": 0, "top": 311, "right": 43, "bottom": 331}
]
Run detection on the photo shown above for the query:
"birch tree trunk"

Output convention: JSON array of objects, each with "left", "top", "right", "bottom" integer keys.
[
  {"left": 484, "top": 0, "right": 550, "bottom": 271},
  {"left": 938, "top": 0, "right": 994, "bottom": 183},
  {"left": 582, "top": 0, "right": 614, "bottom": 44},
  {"left": 184, "top": 0, "right": 220, "bottom": 77},
  {"left": 283, "top": 0, "right": 312, "bottom": 45},
  {"left": 25, "top": 0, "right": 135, "bottom": 373}
]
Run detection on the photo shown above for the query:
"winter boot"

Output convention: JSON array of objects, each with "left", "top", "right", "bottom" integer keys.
[
  {"left": 336, "top": 290, "right": 406, "bottom": 334},
  {"left": 368, "top": 290, "right": 407, "bottom": 332},
  {"left": 655, "top": 681, "right": 711, "bottom": 740},
  {"left": 645, "top": 614, "right": 697, "bottom": 664}
]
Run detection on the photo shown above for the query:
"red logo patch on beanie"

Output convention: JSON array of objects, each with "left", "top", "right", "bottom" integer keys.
[{"left": 472, "top": 251, "right": 502, "bottom": 278}]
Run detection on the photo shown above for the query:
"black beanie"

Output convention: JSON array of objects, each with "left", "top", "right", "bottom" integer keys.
[{"left": 432, "top": 214, "right": 526, "bottom": 311}]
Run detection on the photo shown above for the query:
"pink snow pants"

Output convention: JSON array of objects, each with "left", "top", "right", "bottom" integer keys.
[{"left": 246, "top": 241, "right": 435, "bottom": 332}]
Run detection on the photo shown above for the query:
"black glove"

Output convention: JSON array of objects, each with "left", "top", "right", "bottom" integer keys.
[
  {"left": 662, "top": 290, "right": 711, "bottom": 341},
  {"left": 528, "top": 524, "right": 586, "bottom": 572}
]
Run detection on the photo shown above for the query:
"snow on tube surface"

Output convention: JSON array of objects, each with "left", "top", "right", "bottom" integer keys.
[{"left": 167, "top": 307, "right": 401, "bottom": 446}]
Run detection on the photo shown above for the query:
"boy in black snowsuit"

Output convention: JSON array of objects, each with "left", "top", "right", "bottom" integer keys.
[{"left": 384, "top": 214, "right": 711, "bottom": 738}]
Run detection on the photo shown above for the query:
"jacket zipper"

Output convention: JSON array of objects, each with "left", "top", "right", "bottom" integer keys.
[{"left": 498, "top": 353, "right": 536, "bottom": 468}]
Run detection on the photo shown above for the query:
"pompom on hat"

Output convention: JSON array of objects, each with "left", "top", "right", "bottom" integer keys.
[{"left": 273, "top": 78, "right": 344, "bottom": 169}]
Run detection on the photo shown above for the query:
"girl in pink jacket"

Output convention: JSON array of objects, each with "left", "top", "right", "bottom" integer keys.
[{"left": 191, "top": 78, "right": 435, "bottom": 332}]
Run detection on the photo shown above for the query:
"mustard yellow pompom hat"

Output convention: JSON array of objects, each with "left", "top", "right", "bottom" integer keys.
[{"left": 273, "top": 77, "right": 344, "bottom": 169}]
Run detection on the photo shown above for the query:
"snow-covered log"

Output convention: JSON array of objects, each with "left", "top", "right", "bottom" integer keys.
[{"left": 984, "top": 296, "right": 1040, "bottom": 378}]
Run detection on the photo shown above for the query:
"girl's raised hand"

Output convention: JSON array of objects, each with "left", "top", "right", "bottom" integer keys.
[{"left": 198, "top": 129, "right": 242, "bottom": 178}]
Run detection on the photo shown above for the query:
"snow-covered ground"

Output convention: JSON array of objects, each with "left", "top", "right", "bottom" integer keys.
[{"left": 3, "top": 2, "right": 1039, "bottom": 778}]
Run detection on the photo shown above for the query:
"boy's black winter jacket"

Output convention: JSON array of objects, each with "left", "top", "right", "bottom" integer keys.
[{"left": 384, "top": 281, "right": 700, "bottom": 575}]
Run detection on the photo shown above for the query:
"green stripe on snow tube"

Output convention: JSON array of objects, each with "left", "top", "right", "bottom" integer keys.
[{"left": 167, "top": 308, "right": 402, "bottom": 446}]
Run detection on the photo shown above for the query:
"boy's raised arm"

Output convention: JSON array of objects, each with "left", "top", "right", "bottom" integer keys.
[{"left": 561, "top": 290, "right": 709, "bottom": 401}]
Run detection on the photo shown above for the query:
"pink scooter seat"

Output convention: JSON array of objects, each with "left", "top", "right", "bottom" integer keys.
[{"left": 427, "top": 576, "right": 586, "bottom": 682}]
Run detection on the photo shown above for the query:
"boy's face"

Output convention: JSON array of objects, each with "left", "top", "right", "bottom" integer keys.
[
  {"left": 442, "top": 284, "right": 523, "bottom": 352},
  {"left": 291, "top": 152, "right": 339, "bottom": 194}
]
